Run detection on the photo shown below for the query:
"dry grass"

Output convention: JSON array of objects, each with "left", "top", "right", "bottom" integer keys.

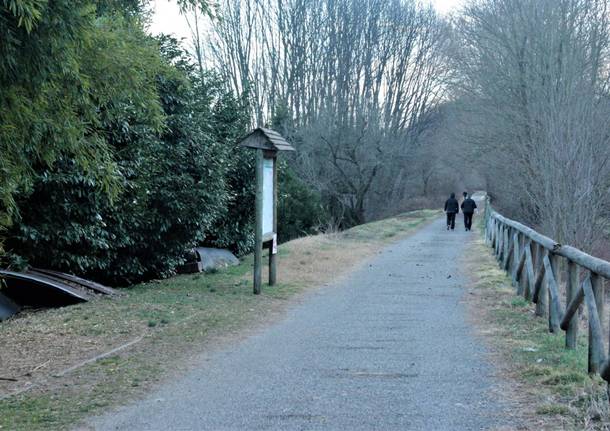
[
  {"left": 464, "top": 219, "right": 610, "bottom": 430},
  {"left": 0, "top": 209, "right": 439, "bottom": 431}
]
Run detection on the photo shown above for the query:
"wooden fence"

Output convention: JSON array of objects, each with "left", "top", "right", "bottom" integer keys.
[{"left": 484, "top": 199, "right": 610, "bottom": 384}]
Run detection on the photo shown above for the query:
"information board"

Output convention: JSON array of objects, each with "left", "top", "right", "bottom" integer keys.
[{"left": 262, "top": 158, "right": 274, "bottom": 235}]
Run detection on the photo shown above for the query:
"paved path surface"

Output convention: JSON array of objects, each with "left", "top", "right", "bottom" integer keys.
[{"left": 91, "top": 216, "right": 507, "bottom": 430}]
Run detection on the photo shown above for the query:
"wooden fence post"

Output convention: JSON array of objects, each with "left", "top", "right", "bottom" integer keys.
[
  {"left": 523, "top": 241, "right": 535, "bottom": 301},
  {"left": 503, "top": 227, "right": 511, "bottom": 269},
  {"left": 582, "top": 276, "right": 606, "bottom": 374},
  {"left": 488, "top": 216, "right": 492, "bottom": 240},
  {"left": 496, "top": 222, "right": 504, "bottom": 261},
  {"left": 488, "top": 214, "right": 493, "bottom": 244},
  {"left": 519, "top": 234, "right": 528, "bottom": 295},
  {"left": 494, "top": 219, "right": 499, "bottom": 252},
  {"left": 546, "top": 254, "right": 562, "bottom": 334},
  {"left": 512, "top": 233, "right": 526, "bottom": 296},
  {"left": 487, "top": 216, "right": 493, "bottom": 245},
  {"left": 253, "top": 148, "right": 263, "bottom": 295},
  {"left": 496, "top": 223, "right": 503, "bottom": 261},
  {"left": 561, "top": 279, "right": 584, "bottom": 332},
  {"left": 534, "top": 244, "right": 547, "bottom": 316},
  {"left": 510, "top": 232, "right": 520, "bottom": 283},
  {"left": 497, "top": 223, "right": 501, "bottom": 259},
  {"left": 565, "top": 260, "right": 579, "bottom": 349},
  {"left": 590, "top": 273, "right": 606, "bottom": 374},
  {"left": 487, "top": 217, "right": 494, "bottom": 247}
]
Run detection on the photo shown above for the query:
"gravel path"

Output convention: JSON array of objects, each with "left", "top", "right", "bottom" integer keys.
[{"left": 90, "top": 216, "right": 507, "bottom": 430}]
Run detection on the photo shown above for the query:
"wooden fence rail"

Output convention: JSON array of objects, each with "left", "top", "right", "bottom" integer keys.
[{"left": 484, "top": 199, "right": 610, "bottom": 381}]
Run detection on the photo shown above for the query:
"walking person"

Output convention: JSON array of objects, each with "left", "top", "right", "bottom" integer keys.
[
  {"left": 444, "top": 193, "right": 459, "bottom": 230},
  {"left": 461, "top": 192, "right": 477, "bottom": 231}
]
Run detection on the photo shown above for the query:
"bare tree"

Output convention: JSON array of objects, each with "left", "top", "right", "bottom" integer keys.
[
  {"left": 199, "top": 0, "right": 450, "bottom": 224},
  {"left": 451, "top": 0, "right": 610, "bottom": 251}
]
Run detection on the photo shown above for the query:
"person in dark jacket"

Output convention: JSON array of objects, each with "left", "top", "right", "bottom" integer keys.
[
  {"left": 444, "top": 193, "right": 459, "bottom": 230},
  {"left": 461, "top": 192, "right": 477, "bottom": 231}
]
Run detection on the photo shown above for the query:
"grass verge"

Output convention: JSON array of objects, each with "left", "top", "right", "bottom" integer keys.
[
  {"left": 0, "top": 209, "right": 439, "bottom": 431},
  {"left": 464, "top": 219, "right": 610, "bottom": 430}
]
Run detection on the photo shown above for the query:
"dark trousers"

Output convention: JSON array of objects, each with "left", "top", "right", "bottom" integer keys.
[
  {"left": 446, "top": 212, "right": 456, "bottom": 229},
  {"left": 464, "top": 212, "right": 474, "bottom": 230}
]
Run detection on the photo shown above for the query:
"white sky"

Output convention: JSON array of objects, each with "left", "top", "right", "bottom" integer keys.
[
  {"left": 148, "top": 0, "right": 465, "bottom": 41},
  {"left": 429, "top": 0, "right": 465, "bottom": 14},
  {"left": 149, "top": 1, "right": 191, "bottom": 40}
]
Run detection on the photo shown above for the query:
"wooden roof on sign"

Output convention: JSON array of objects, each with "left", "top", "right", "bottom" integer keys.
[{"left": 239, "top": 127, "right": 295, "bottom": 152}]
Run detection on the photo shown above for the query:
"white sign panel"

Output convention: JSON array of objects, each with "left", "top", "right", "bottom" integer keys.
[{"left": 262, "top": 158, "right": 274, "bottom": 235}]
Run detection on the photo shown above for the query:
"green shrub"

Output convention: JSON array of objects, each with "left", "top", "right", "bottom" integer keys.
[
  {"left": 3, "top": 35, "right": 250, "bottom": 285},
  {"left": 203, "top": 90, "right": 255, "bottom": 255},
  {"left": 1, "top": 8, "right": 328, "bottom": 284},
  {"left": 278, "top": 164, "right": 329, "bottom": 242}
]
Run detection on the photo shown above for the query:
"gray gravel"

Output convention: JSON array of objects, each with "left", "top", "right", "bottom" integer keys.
[{"left": 90, "top": 216, "right": 507, "bottom": 430}]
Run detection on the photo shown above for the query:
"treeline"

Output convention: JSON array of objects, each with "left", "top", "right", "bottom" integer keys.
[
  {"left": 203, "top": 0, "right": 451, "bottom": 225},
  {"left": 0, "top": 0, "right": 326, "bottom": 285},
  {"left": 443, "top": 0, "right": 610, "bottom": 255},
  {"left": 7, "top": 0, "right": 606, "bottom": 285},
  {"left": 199, "top": 0, "right": 610, "bottom": 256}
]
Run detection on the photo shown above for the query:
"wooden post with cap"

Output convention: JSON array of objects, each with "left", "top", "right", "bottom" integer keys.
[
  {"left": 253, "top": 148, "right": 264, "bottom": 294},
  {"left": 239, "top": 128, "right": 295, "bottom": 294}
]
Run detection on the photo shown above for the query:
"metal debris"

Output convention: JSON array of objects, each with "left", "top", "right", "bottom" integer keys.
[
  {"left": 0, "top": 269, "right": 117, "bottom": 320},
  {"left": 28, "top": 268, "right": 116, "bottom": 296},
  {"left": 177, "top": 247, "right": 239, "bottom": 274},
  {"left": 195, "top": 247, "right": 239, "bottom": 272}
]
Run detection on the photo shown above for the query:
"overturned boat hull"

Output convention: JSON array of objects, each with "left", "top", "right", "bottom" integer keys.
[
  {"left": 0, "top": 270, "right": 90, "bottom": 308},
  {"left": 0, "top": 269, "right": 117, "bottom": 320}
]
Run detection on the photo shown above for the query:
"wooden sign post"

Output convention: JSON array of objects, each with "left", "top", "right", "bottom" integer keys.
[{"left": 239, "top": 128, "right": 295, "bottom": 294}]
